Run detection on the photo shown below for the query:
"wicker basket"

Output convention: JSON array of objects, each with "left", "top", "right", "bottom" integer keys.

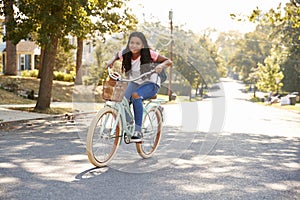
[{"left": 102, "top": 79, "right": 128, "bottom": 102}]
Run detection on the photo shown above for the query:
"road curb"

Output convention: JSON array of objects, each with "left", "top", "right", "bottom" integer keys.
[{"left": 0, "top": 111, "right": 97, "bottom": 130}]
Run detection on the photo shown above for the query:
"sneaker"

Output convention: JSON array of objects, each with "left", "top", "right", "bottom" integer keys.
[{"left": 130, "top": 131, "right": 143, "bottom": 143}]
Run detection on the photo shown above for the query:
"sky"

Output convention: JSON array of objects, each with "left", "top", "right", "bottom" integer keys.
[{"left": 127, "top": 0, "right": 289, "bottom": 33}]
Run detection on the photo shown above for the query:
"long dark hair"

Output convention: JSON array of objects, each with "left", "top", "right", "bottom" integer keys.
[{"left": 122, "top": 32, "right": 153, "bottom": 75}]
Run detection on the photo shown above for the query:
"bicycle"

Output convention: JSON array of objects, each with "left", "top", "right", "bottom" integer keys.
[{"left": 86, "top": 68, "right": 165, "bottom": 167}]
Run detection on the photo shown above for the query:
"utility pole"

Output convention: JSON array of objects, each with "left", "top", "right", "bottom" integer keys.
[{"left": 168, "top": 10, "right": 173, "bottom": 101}]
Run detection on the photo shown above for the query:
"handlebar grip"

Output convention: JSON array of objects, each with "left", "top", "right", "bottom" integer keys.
[{"left": 110, "top": 72, "right": 121, "bottom": 80}]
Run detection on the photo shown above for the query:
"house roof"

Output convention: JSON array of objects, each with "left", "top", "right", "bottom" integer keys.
[
  {"left": 17, "top": 41, "right": 40, "bottom": 54},
  {"left": 1, "top": 41, "right": 40, "bottom": 55}
]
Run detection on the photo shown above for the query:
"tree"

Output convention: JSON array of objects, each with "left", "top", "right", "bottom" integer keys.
[
  {"left": 229, "top": 26, "right": 272, "bottom": 82},
  {"left": 215, "top": 30, "right": 243, "bottom": 74},
  {"left": 277, "top": 1, "right": 300, "bottom": 93},
  {"left": 145, "top": 24, "right": 221, "bottom": 96},
  {"left": 248, "top": 0, "right": 300, "bottom": 93},
  {"left": 75, "top": 39, "right": 83, "bottom": 84},
  {"left": 198, "top": 32, "right": 227, "bottom": 79},
  {"left": 54, "top": 41, "right": 75, "bottom": 73},
  {"left": 255, "top": 48, "right": 284, "bottom": 93},
  {"left": 12, "top": 0, "right": 137, "bottom": 111},
  {"left": 2, "top": 0, "right": 17, "bottom": 75}
]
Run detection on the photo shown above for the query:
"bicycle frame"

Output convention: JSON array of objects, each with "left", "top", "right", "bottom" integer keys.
[
  {"left": 104, "top": 98, "right": 132, "bottom": 141},
  {"left": 104, "top": 67, "right": 163, "bottom": 139},
  {"left": 104, "top": 95, "right": 164, "bottom": 144}
]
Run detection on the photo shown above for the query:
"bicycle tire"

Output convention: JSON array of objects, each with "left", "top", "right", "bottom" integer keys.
[
  {"left": 86, "top": 107, "right": 122, "bottom": 167},
  {"left": 136, "top": 106, "right": 162, "bottom": 158}
]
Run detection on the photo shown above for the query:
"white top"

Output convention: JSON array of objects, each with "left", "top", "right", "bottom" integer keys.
[{"left": 118, "top": 49, "right": 161, "bottom": 87}]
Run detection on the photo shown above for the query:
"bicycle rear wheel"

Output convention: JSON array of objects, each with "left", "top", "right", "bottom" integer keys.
[
  {"left": 136, "top": 106, "right": 162, "bottom": 158},
  {"left": 86, "top": 107, "right": 122, "bottom": 167}
]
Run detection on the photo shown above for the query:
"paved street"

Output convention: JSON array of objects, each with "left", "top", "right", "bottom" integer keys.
[{"left": 0, "top": 78, "right": 299, "bottom": 200}]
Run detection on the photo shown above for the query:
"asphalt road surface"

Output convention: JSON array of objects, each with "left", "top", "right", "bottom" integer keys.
[{"left": 1, "top": 78, "right": 299, "bottom": 200}]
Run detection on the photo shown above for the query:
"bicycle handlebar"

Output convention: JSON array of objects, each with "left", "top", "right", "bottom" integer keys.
[{"left": 107, "top": 67, "right": 155, "bottom": 82}]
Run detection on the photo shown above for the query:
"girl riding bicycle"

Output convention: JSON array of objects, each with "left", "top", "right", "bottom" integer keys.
[{"left": 106, "top": 31, "right": 172, "bottom": 142}]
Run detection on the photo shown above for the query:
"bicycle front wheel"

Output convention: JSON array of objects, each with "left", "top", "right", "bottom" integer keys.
[
  {"left": 136, "top": 106, "right": 162, "bottom": 158},
  {"left": 86, "top": 107, "right": 122, "bottom": 167}
]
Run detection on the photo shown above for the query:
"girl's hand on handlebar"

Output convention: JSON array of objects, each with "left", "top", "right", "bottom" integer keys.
[
  {"left": 155, "top": 64, "right": 163, "bottom": 74},
  {"left": 105, "top": 62, "right": 113, "bottom": 68}
]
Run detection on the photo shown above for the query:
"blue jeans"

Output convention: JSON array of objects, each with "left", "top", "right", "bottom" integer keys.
[{"left": 125, "top": 82, "right": 159, "bottom": 131}]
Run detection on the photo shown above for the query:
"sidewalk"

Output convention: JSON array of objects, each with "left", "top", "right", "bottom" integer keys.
[
  {"left": 0, "top": 107, "right": 52, "bottom": 123},
  {"left": 0, "top": 102, "right": 102, "bottom": 124},
  {"left": 0, "top": 102, "right": 104, "bottom": 125},
  {"left": 0, "top": 103, "right": 67, "bottom": 124}
]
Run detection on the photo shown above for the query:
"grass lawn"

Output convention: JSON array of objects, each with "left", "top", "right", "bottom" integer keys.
[
  {"left": 257, "top": 102, "right": 300, "bottom": 114},
  {"left": 0, "top": 75, "right": 105, "bottom": 103},
  {"left": 0, "top": 75, "right": 75, "bottom": 103},
  {"left": 0, "top": 75, "right": 103, "bottom": 114},
  {"left": 0, "top": 88, "right": 35, "bottom": 104}
]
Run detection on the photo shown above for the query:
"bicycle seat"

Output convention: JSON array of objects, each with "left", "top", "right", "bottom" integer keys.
[{"left": 150, "top": 94, "right": 157, "bottom": 99}]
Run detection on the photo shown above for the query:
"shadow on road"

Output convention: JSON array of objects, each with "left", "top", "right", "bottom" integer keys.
[{"left": 0, "top": 116, "right": 299, "bottom": 199}]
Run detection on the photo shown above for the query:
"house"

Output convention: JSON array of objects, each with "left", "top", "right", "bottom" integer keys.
[
  {"left": 1, "top": 37, "right": 94, "bottom": 75},
  {"left": 1, "top": 40, "right": 41, "bottom": 73}
]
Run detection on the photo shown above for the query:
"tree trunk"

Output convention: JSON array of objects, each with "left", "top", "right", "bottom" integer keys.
[
  {"left": 4, "top": 0, "right": 17, "bottom": 76},
  {"left": 75, "top": 38, "right": 83, "bottom": 85},
  {"left": 34, "top": 37, "right": 59, "bottom": 111},
  {"left": 196, "top": 83, "right": 199, "bottom": 96},
  {"left": 5, "top": 40, "right": 17, "bottom": 75},
  {"left": 200, "top": 83, "right": 204, "bottom": 97},
  {"left": 37, "top": 47, "right": 44, "bottom": 79}
]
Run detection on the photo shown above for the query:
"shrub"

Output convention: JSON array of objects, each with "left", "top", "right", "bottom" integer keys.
[
  {"left": 53, "top": 71, "right": 75, "bottom": 82},
  {"left": 21, "top": 70, "right": 39, "bottom": 78},
  {"left": 53, "top": 71, "right": 65, "bottom": 81},
  {"left": 63, "top": 73, "right": 75, "bottom": 82}
]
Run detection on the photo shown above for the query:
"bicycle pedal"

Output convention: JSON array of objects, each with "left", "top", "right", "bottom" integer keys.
[{"left": 129, "top": 138, "right": 143, "bottom": 143}]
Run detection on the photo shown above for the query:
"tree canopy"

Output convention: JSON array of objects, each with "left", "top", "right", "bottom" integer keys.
[
  {"left": 1, "top": 0, "right": 299, "bottom": 106},
  {"left": 248, "top": 0, "right": 299, "bottom": 93},
  {"left": 1, "top": 0, "right": 137, "bottom": 111},
  {"left": 229, "top": 0, "right": 299, "bottom": 93}
]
